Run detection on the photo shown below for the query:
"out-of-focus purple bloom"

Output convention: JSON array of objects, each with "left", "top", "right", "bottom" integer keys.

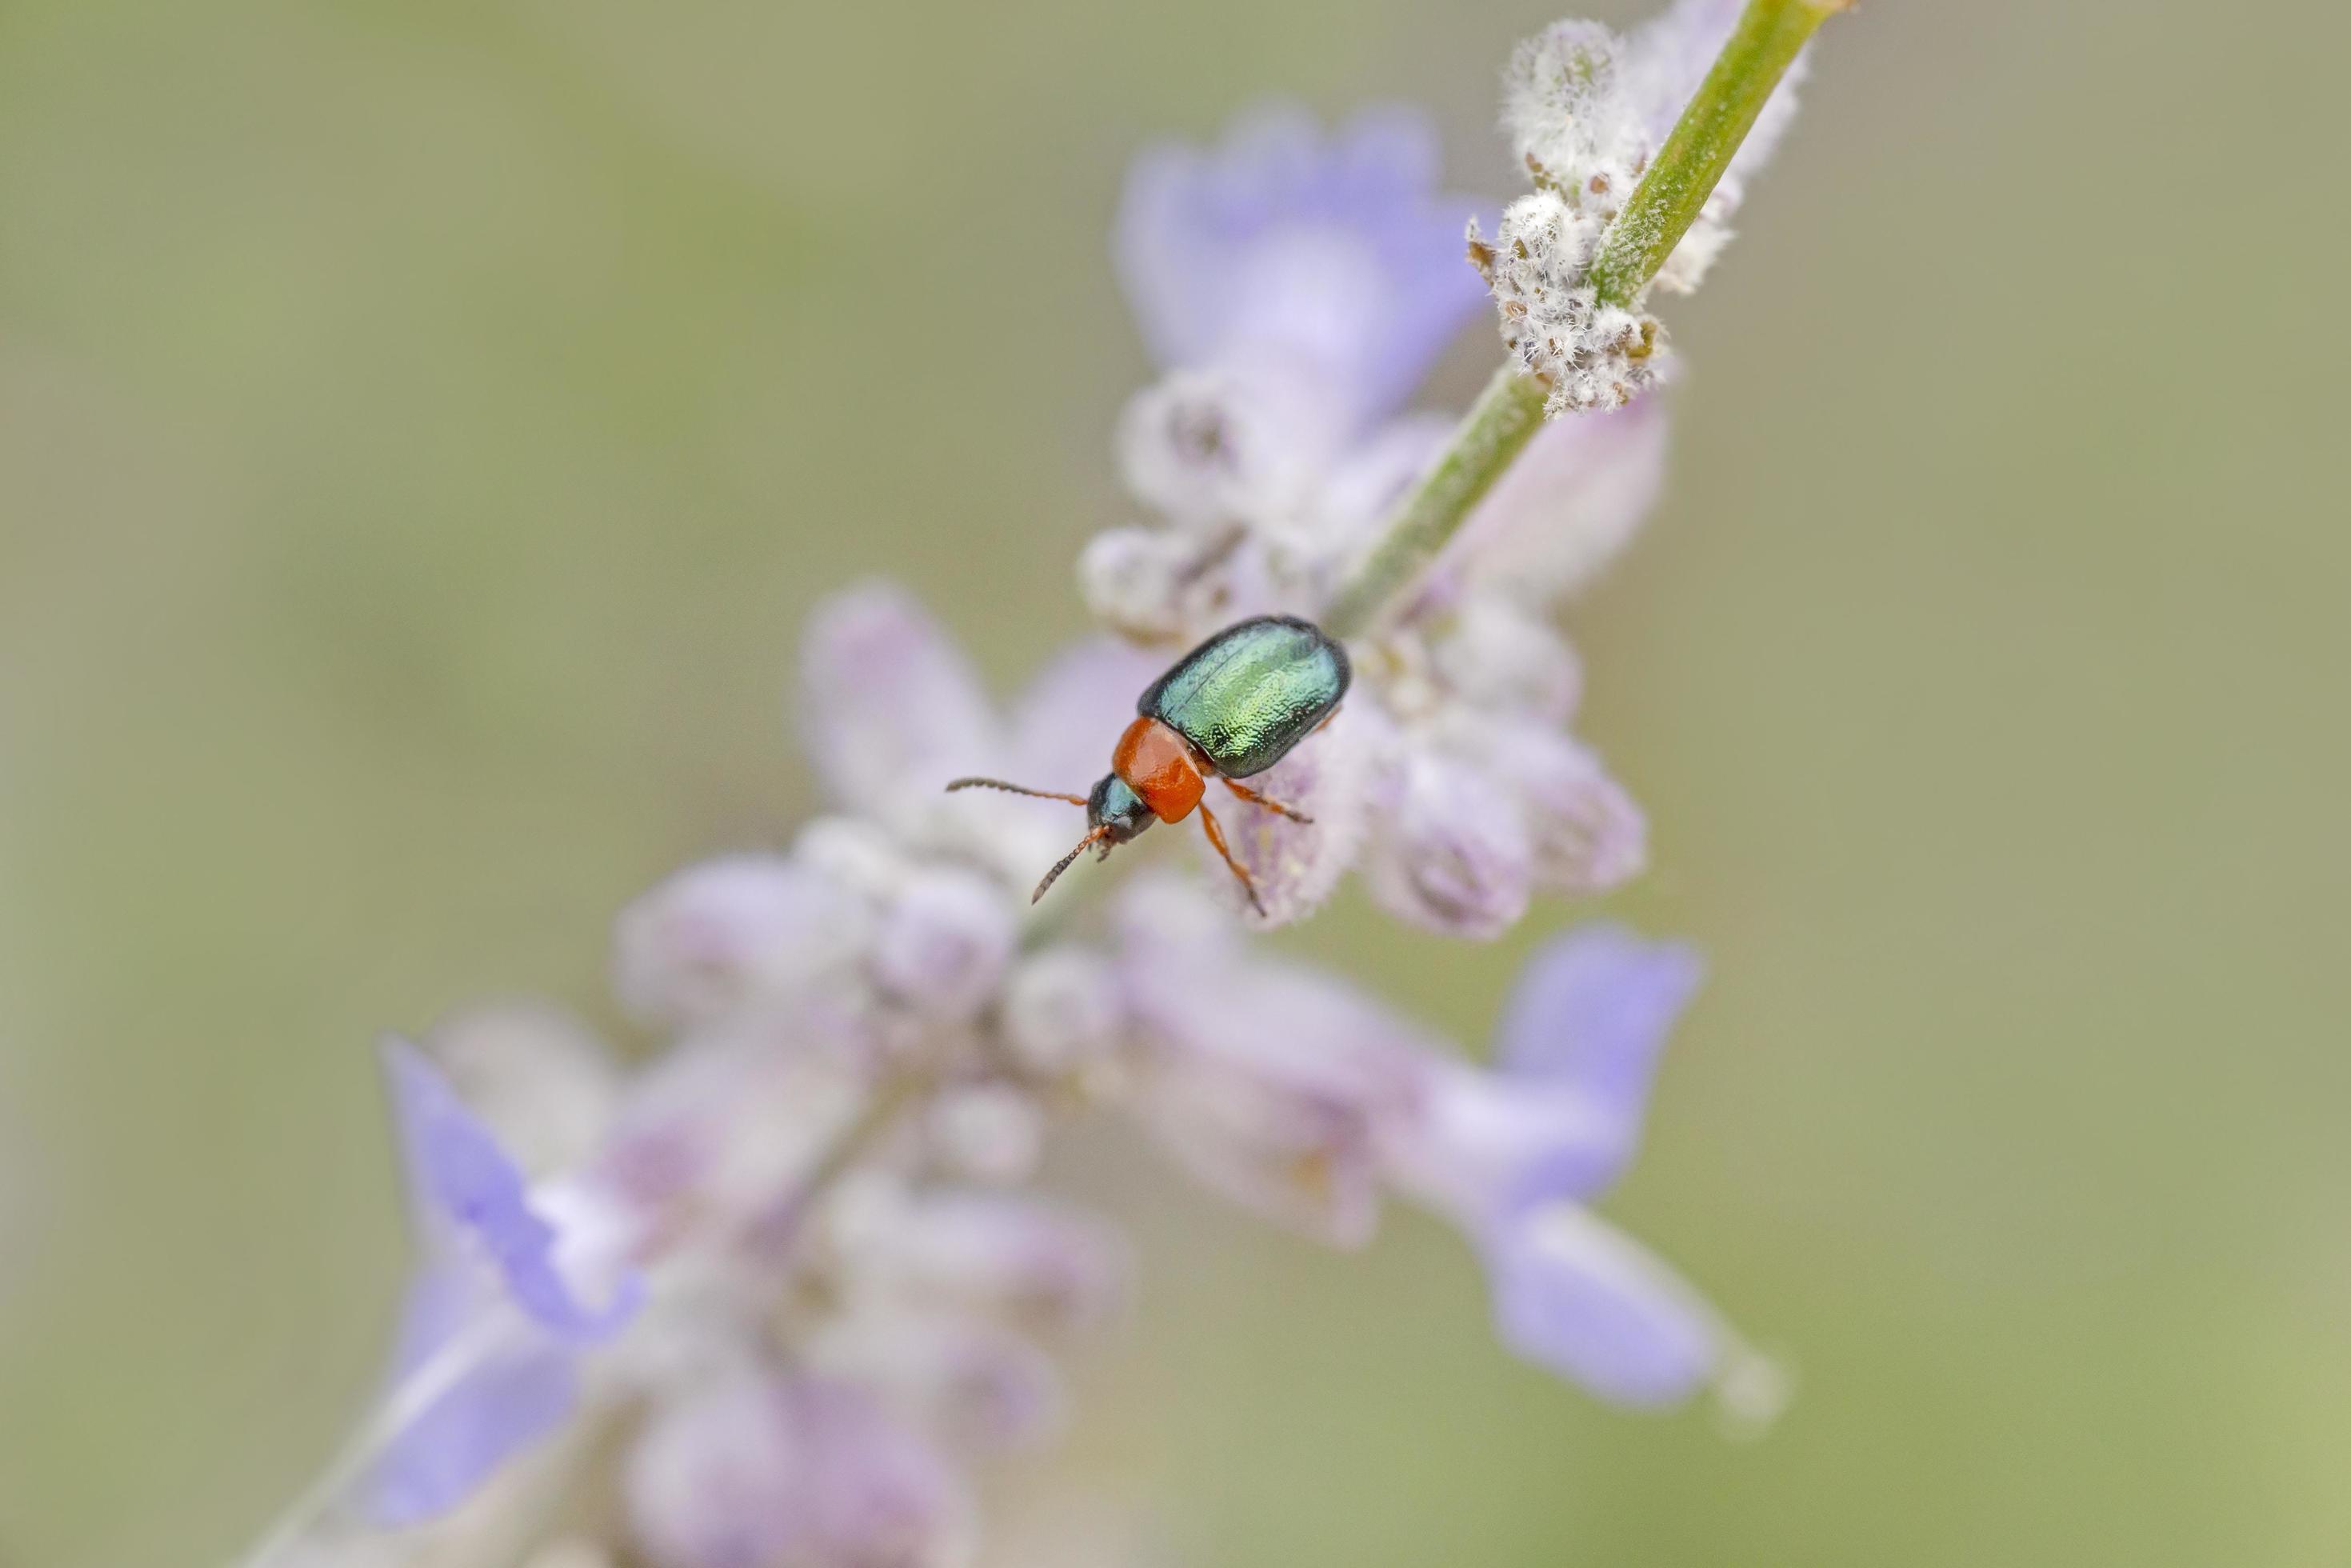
[
  {"left": 1383, "top": 926, "right": 1724, "bottom": 1407},
  {"left": 1362, "top": 750, "right": 1535, "bottom": 940},
  {"left": 1485, "top": 1202, "right": 1724, "bottom": 1406},
  {"left": 1004, "top": 636, "right": 1168, "bottom": 794},
  {"left": 1440, "top": 718, "right": 1647, "bottom": 896},
  {"left": 810, "top": 1308, "right": 1067, "bottom": 1454},
  {"left": 872, "top": 1190, "right": 1133, "bottom": 1340},
  {"left": 802, "top": 582, "right": 1003, "bottom": 814},
  {"left": 364, "top": 1039, "right": 643, "bottom": 1525},
  {"left": 595, "top": 1032, "right": 870, "bottom": 1238},
  {"left": 923, "top": 1084, "right": 1048, "bottom": 1186},
  {"left": 870, "top": 867, "right": 1017, "bottom": 1024},
  {"left": 1493, "top": 923, "right": 1703, "bottom": 1106},
  {"left": 801, "top": 584, "right": 1160, "bottom": 894},
  {"left": 613, "top": 854, "right": 872, "bottom": 1031},
  {"left": 626, "top": 1376, "right": 804, "bottom": 1568},
  {"left": 1115, "top": 104, "right": 1487, "bottom": 438},
  {"left": 1118, "top": 880, "right": 1433, "bottom": 1245},
  {"left": 997, "top": 946, "right": 1126, "bottom": 1080},
  {"left": 627, "top": 1374, "right": 974, "bottom": 1568},
  {"left": 1386, "top": 926, "right": 1701, "bottom": 1224}
]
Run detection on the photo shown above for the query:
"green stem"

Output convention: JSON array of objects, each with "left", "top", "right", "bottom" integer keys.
[
  {"left": 1321, "top": 0, "right": 1845, "bottom": 638},
  {"left": 1587, "top": 0, "right": 1842, "bottom": 310},
  {"left": 1321, "top": 366, "right": 1549, "bottom": 638}
]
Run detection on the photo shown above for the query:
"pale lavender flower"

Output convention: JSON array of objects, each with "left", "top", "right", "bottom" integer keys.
[
  {"left": 870, "top": 866, "right": 1018, "bottom": 1023},
  {"left": 923, "top": 1084, "right": 1048, "bottom": 1186},
  {"left": 625, "top": 1376, "right": 804, "bottom": 1568},
  {"left": 869, "top": 1190, "right": 1131, "bottom": 1340},
  {"left": 1385, "top": 925, "right": 1701, "bottom": 1225},
  {"left": 1436, "top": 716, "right": 1649, "bottom": 896},
  {"left": 1115, "top": 104, "right": 1485, "bottom": 439},
  {"left": 1381, "top": 925, "right": 1741, "bottom": 1409},
  {"left": 802, "top": 583, "right": 1158, "bottom": 894},
  {"left": 1362, "top": 750, "right": 1536, "bottom": 939},
  {"left": 364, "top": 1039, "right": 642, "bottom": 1525},
  {"left": 807, "top": 1308, "right": 1066, "bottom": 1453},
  {"left": 1116, "top": 875, "right": 1433, "bottom": 1245},
  {"left": 613, "top": 854, "right": 872, "bottom": 1031},
  {"left": 626, "top": 1374, "right": 973, "bottom": 1568},
  {"left": 1485, "top": 1202, "right": 1727, "bottom": 1406},
  {"left": 996, "top": 946, "right": 1126, "bottom": 1080}
]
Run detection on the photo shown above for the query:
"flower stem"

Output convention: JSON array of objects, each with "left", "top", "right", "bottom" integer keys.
[
  {"left": 1321, "top": 365, "right": 1549, "bottom": 639},
  {"left": 1586, "top": 0, "right": 1845, "bottom": 310},
  {"left": 1321, "top": 0, "right": 1846, "bottom": 638}
]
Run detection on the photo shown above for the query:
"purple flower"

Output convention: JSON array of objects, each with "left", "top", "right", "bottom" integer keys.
[
  {"left": 1362, "top": 750, "right": 1535, "bottom": 940},
  {"left": 870, "top": 867, "right": 1018, "bottom": 1023},
  {"left": 1382, "top": 926, "right": 1733, "bottom": 1407},
  {"left": 801, "top": 582, "right": 1162, "bottom": 893},
  {"left": 1439, "top": 718, "right": 1649, "bottom": 897},
  {"left": 1388, "top": 926, "right": 1701, "bottom": 1223},
  {"left": 1115, "top": 104, "right": 1488, "bottom": 441},
  {"left": 810, "top": 1308, "right": 1068, "bottom": 1454},
  {"left": 613, "top": 854, "right": 873, "bottom": 1030},
  {"left": 626, "top": 1374, "right": 972, "bottom": 1568},
  {"left": 1118, "top": 878, "right": 1433, "bottom": 1245},
  {"left": 1485, "top": 1203, "right": 1725, "bottom": 1406},
  {"left": 873, "top": 1190, "right": 1132, "bottom": 1340},
  {"left": 364, "top": 1039, "right": 643, "bottom": 1525}
]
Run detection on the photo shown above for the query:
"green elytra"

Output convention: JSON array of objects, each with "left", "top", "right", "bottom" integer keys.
[{"left": 1140, "top": 615, "right": 1351, "bottom": 779}]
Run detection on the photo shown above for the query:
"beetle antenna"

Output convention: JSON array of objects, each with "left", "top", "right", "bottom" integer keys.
[
  {"left": 946, "top": 776, "right": 1090, "bottom": 807},
  {"left": 1033, "top": 826, "right": 1111, "bottom": 903}
]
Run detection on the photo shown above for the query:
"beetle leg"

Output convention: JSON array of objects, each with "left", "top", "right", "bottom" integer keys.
[
  {"left": 1312, "top": 704, "right": 1342, "bottom": 734},
  {"left": 1195, "top": 803, "right": 1265, "bottom": 918},
  {"left": 1222, "top": 778, "right": 1313, "bottom": 824}
]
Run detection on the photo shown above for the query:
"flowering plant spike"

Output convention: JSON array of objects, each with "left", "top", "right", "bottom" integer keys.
[{"left": 241, "top": 2, "right": 1851, "bottom": 1562}]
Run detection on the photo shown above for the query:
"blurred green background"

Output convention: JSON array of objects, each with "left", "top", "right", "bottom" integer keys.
[{"left": 2, "top": 0, "right": 2346, "bottom": 1563}]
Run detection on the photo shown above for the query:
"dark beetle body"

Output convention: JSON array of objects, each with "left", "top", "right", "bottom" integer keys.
[
  {"left": 946, "top": 614, "right": 1351, "bottom": 910},
  {"left": 1139, "top": 615, "right": 1351, "bottom": 779}
]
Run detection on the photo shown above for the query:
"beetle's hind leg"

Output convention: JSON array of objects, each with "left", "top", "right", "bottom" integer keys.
[
  {"left": 1195, "top": 803, "right": 1266, "bottom": 918},
  {"left": 1221, "top": 778, "right": 1313, "bottom": 824}
]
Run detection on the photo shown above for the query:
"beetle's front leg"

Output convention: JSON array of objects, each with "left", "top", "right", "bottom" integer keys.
[
  {"left": 1195, "top": 803, "right": 1267, "bottom": 917},
  {"left": 1221, "top": 778, "right": 1313, "bottom": 824}
]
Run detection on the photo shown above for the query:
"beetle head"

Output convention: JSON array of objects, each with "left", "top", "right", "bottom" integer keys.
[{"left": 1086, "top": 774, "right": 1157, "bottom": 847}]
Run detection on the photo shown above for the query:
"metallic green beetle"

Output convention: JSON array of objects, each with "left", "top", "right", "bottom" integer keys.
[{"left": 948, "top": 614, "right": 1351, "bottom": 909}]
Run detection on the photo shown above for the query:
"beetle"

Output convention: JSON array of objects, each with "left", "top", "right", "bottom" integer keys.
[{"left": 948, "top": 614, "right": 1351, "bottom": 912}]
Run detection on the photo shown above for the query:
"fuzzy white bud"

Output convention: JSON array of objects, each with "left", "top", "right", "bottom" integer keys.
[{"left": 1472, "top": 193, "right": 1662, "bottom": 417}]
